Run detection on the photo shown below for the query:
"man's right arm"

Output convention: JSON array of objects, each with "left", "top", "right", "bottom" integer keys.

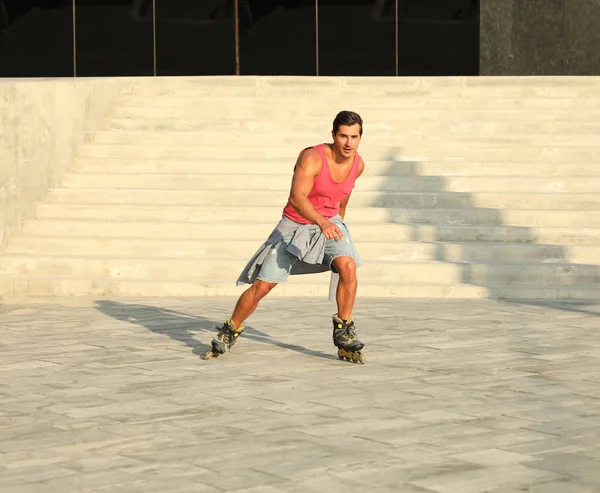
[{"left": 287, "top": 149, "right": 344, "bottom": 241}]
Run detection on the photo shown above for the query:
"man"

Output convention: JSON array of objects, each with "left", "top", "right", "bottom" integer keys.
[{"left": 204, "top": 110, "right": 366, "bottom": 364}]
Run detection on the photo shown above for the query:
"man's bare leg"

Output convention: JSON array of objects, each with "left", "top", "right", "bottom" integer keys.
[
  {"left": 205, "top": 279, "right": 277, "bottom": 358},
  {"left": 332, "top": 256, "right": 358, "bottom": 320},
  {"left": 230, "top": 279, "right": 277, "bottom": 329},
  {"left": 331, "top": 256, "right": 364, "bottom": 363}
]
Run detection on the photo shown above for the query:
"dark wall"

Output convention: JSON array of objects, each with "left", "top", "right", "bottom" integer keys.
[
  {"left": 0, "top": 0, "right": 479, "bottom": 78},
  {"left": 480, "top": 0, "right": 600, "bottom": 75}
]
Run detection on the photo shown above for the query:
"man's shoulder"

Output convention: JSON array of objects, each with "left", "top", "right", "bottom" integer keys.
[
  {"left": 295, "top": 146, "right": 323, "bottom": 173},
  {"left": 299, "top": 146, "right": 321, "bottom": 160},
  {"left": 357, "top": 155, "right": 365, "bottom": 176}
]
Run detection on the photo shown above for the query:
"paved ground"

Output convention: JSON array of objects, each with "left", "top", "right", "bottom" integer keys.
[{"left": 2, "top": 296, "right": 600, "bottom": 493}]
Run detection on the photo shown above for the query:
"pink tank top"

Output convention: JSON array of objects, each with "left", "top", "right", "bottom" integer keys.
[{"left": 282, "top": 143, "right": 360, "bottom": 225}]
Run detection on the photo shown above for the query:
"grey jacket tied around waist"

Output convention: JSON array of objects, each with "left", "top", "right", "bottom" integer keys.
[{"left": 236, "top": 214, "right": 362, "bottom": 302}]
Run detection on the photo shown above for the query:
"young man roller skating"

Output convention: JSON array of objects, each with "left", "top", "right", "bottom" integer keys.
[{"left": 204, "top": 111, "right": 366, "bottom": 363}]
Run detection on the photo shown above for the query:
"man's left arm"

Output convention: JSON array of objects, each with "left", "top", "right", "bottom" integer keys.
[{"left": 339, "top": 157, "right": 365, "bottom": 220}]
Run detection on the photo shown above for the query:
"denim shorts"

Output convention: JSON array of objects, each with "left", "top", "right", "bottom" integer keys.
[{"left": 257, "top": 222, "right": 356, "bottom": 284}]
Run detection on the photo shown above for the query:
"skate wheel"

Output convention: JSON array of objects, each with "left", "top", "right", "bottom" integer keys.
[
  {"left": 337, "top": 349, "right": 366, "bottom": 364},
  {"left": 203, "top": 349, "right": 220, "bottom": 360}
]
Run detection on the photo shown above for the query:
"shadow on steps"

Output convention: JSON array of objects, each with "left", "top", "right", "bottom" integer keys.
[{"left": 365, "top": 149, "right": 600, "bottom": 300}]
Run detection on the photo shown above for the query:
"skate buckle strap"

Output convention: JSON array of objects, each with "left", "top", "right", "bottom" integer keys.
[
  {"left": 337, "top": 317, "right": 356, "bottom": 341},
  {"left": 219, "top": 319, "right": 244, "bottom": 344},
  {"left": 345, "top": 320, "right": 357, "bottom": 340}
]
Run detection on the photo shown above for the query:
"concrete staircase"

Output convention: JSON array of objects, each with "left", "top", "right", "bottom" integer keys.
[{"left": 3, "top": 76, "right": 600, "bottom": 300}]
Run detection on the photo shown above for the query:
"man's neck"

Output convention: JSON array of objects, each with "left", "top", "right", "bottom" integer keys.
[{"left": 328, "top": 144, "right": 353, "bottom": 166}]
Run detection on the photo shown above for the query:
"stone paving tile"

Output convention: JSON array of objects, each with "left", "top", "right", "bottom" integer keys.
[
  {"left": 451, "top": 448, "right": 536, "bottom": 466},
  {"left": 2, "top": 297, "right": 600, "bottom": 492},
  {"left": 408, "top": 463, "right": 566, "bottom": 493},
  {"left": 490, "top": 480, "right": 599, "bottom": 493}
]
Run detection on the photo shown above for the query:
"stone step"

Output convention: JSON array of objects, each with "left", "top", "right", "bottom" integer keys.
[
  {"left": 105, "top": 118, "right": 600, "bottom": 134},
  {"left": 374, "top": 209, "right": 600, "bottom": 228},
  {"left": 75, "top": 143, "right": 600, "bottom": 162},
  {"left": 1, "top": 275, "right": 493, "bottom": 299},
  {"left": 111, "top": 105, "right": 600, "bottom": 120},
  {"left": 59, "top": 172, "right": 600, "bottom": 194},
  {"left": 3, "top": 237, "right": 435, "bottom": 261},
  {"left": 463, "top": 262, "right": 600, "bottom": 286},
  {"left": 34, "top": 203, "right": 600, "bottom": 228},
  {"left": 122, "top": 86, "right": 600, "bottom": 99},
  {"left": 18, "top": 219, "right": 600, "bottom": 244},
  {"left": 130, "top": 75, "right": 600, "bottom": 88},
  {"left": 4, "top": 255, "right": 600, "bottom": 287},
  {"left": 73, "top": 158, "right": 600, "bottom": 178},
  {"left": 90, "top": 130, "right": 600, "bottom": 147},
  {"left": 6, "top": 236, "right": 600, "bottom": 264},
  {"left": 128, "top": 77, "right": 600, "bottom": 97},
  {"left": 7, "top": 273, "right": 600, "bottom": 300},
  {"left": 47, "top": 188, "right": 600, "bottom": 211},
  {"left": 116, "top": 97, "right": 600, "bottom": 111},
  {"left": 0, "top": 256, "right": 463, "bottom": 283}
]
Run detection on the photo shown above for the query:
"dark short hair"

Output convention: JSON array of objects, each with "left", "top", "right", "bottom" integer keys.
[{"left": 333, "top": 110, "right": 363, "bottom": 136}]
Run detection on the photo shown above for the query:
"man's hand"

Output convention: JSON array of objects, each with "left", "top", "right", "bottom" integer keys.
[{"left": 319, "top": 219, "right": 344, "bottom": 241}]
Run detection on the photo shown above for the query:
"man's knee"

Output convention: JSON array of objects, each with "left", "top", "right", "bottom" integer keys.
[
  {"left": 333, "top": 256, "right": 357, "bottom": 280},
  {"left": 251, "top": 280, "right": 277, "bottom": 299}
]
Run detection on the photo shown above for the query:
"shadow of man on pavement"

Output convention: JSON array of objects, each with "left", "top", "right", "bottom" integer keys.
[{"left": 94, "top": 300, "right": 337, "bottom": 361}]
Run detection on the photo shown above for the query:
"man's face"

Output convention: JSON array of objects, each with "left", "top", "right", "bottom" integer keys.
[{"left": 332, "top": 124, "right": 362, "bottom": 159}]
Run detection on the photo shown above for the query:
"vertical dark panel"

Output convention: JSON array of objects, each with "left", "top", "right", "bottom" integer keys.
[
  {"left": 239, "top": 0, "right": 316, "bottom": 75},
  {"left": 0, "top": 1, "right": 74, "bottom": 77},
  {"left": 397, "top": 0, "right": 479, "bottom": 75},
  {"left": 479, "top": 0, "right": 513, "bottom": 75},
  {"left": 318, "top": 0, "right": 395, "bottom": 76},
  {"left": 155, "top": 0, "right": 235, "bottom": 75},
  {"left": 75, "top": 0, "right": 153, "bottom": 77}
]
